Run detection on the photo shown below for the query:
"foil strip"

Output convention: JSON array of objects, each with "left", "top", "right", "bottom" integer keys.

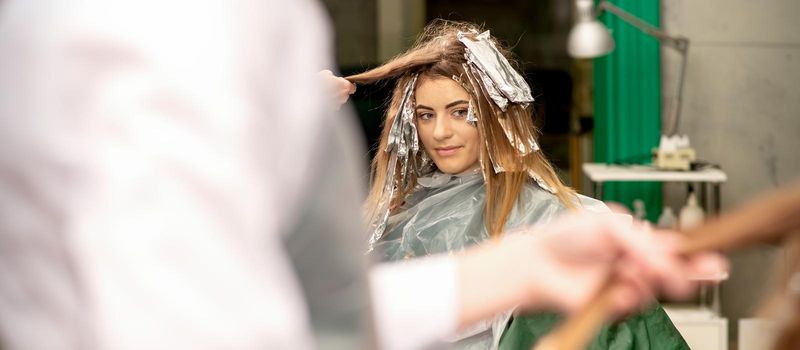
[
  {"left": 466, "top": 100, "right": 478, "bottom": 127},
  {"left": 368, "top": 74, "right": 419, "bottom": 251},
  {"left": 496, "top": 117, "right": 540, "bottom": 155},
  {"left": 419, "top": 148, "right": 433, "bottom": 174},
  {"left": 527, "top": 168, "right": 557, "bottom": 194},
  {"left": 462, "top": 63, "right": 509, "bottom": 174},
  {"left": 386, "top": 74, "right": 420, "bottom": 157},
  {"left": 471, "top": 61, "right": 509, "bottom": 111},
  {"left": 462, "top": 57, "right": 538, "bottom": 158},
  {"left": 457, "top": 30, "right": 534, "bottom": 110},
  {"left": 405, "top": 100, "right": 419, "bottom": 156},
  {"left": 482, "top": 130, "right": 506, "bottom": 174},
  {"left": 367, "top": 152, "right": 398, "bottom": 252},
  {"left": 478, "top": 159, "right": 487, "bottom": 182}
]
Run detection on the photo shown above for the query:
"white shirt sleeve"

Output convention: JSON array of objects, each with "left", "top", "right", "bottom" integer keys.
[
  {"left": 0, "top": 1, "right": 352, "bottom": 349},
  {"left": 369, "top": 255, "right": 460, "bottom": 350}
]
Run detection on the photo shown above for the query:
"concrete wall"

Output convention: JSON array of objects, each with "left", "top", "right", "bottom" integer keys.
[
  {"left": 377, "top": 0, "right": 425, "bottom": 62},
  {"left": 660, "top": 0, "right": 800, "bottom": 342},
  {"left": 321, "top": 0, "right": 427, "bottom": 67},
  {"left": 320, "top": 0, "right": 377, "bottom": 67}
]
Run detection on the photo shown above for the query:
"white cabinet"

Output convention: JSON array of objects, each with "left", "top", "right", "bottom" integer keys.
[
  {"left": 664, "top": 306, "right": 728, "bottom": 350},
  {"left": 738, "top": 318, "right": 779, "bottom": 350}
]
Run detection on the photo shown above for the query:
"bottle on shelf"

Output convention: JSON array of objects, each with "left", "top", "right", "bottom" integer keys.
[
  {"left": 657, "top": 207, "right": 677, "bottom": 230},
  {"left": 679, "top": 192, "right": 705, "bottom": 230},
  {"left": 633, "top": 199, "right": 647, "bottom": 221}
]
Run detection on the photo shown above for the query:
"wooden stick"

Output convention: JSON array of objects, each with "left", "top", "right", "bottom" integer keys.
[{"left": 533, "top": 182, "right": 800, "bottom": 350}]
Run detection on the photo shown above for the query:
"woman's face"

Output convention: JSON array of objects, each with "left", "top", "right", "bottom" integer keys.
[{"left": 414, "top": 76, "right": 481, "bottom": 174}]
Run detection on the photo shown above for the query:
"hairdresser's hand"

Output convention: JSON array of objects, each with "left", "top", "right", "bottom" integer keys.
[
  {"left": 456, "top": 213, "right": 727, "bottom": 328},
  {"left": 511, "top": 214, "right": 726, "bottom": 315},
  {"left": 319, "top": 69, "right": 356, "bottom": 108}
]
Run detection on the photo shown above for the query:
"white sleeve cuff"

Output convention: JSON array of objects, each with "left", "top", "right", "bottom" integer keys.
[{"left": 369, "top": 255, "right": 459, "bottom": 350}]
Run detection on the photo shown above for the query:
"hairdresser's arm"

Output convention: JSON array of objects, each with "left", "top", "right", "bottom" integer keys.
[
  {"left": 369, "top": 214, "right": 726, "bottom": 350},
  {"left": 457, "top": 214, "right": 725, "bottom": 326}
]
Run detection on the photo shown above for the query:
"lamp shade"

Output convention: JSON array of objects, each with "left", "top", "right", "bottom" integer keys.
[
  {"left": 567, "top": 21, "right": 615, "bottom": 58},
  {"left": 567, "top": 0, "right": 615, "bottom": 58}
]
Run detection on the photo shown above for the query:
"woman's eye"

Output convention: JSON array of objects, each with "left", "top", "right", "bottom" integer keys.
[
  {"left": 452, "top": 109, "right": 467, "bottom": 119},
  {"left": 417, "top": 112, "right": 433, "bottom": 121}
]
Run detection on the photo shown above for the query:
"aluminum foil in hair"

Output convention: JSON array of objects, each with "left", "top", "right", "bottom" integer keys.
[
  {"left": 527, "top": 168, "right": 557, "bottom": 194},
  {"left": 386, "top": 74, "right": 420, "bottom": 158},
  {"left": 367, "top": 152, "right": 398, "bottom": 252},
  {"left": 471, "top": 61, "right": 509, "bottom": 111},
  {"left": 480, "top": 143, "right": 555, "bottom": 194},
  {"left": 457, "top": 30, "right": 534, "bottom": 111},
  {"left": 419, "top": 147, "right": 433, "bottom": 172},
  {"left": 496, "top": 117, "right": 540, "bottom": 155},
  {"left": 462, "top": 63, "right": 512, "bottom": 175},
  {"left": 367, "top": 74, "right": 419, "bottom": 252},
  {"left": 457, "top": 36, "right": 546, "bottom": 190},
  {"left": 466, "top": 100, "right": 478, "bottom": 126}
]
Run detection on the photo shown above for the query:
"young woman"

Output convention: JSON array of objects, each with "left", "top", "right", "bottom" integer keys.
[{"left": 347, "top": 20, "right": 689, "bottom": 349}]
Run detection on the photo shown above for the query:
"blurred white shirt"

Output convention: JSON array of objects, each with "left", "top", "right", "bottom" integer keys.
[
  {"left": 0, "top": 0, "right": 459, "bottom": 349},
  {"left": 0, "top": 0, "right": 373, "bottom": 348}
]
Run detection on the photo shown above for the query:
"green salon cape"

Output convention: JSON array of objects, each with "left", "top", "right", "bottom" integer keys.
[
  {"left": 372, "top": 171, "right": 688, "bottom": 349},
  {"left": 499, "top": 306, "right": 689, "bottom": 350}
]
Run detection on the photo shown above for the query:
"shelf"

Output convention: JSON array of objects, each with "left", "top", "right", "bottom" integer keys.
[{"left": 582, "top": 163, "right": 727, "bottom": 183}]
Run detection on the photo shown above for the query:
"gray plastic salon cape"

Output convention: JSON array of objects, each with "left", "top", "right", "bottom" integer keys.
[{"left": 371, "top": 171, "right": 688, "bottom": 350}]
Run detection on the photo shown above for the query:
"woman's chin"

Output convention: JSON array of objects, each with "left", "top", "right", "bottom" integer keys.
[{"left": 436, "top": 164, "right": 470, "bottom": 174}]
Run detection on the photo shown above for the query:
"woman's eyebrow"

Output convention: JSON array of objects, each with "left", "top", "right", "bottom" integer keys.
[
  {"left": 445, "top": 100, "right": 469, "bottom": 109},
  {"left": 415, "top": 104, "right": 434, "bottom": 110}
]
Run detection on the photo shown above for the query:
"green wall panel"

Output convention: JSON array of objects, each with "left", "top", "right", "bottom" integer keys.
[{"left": 593, "top": 0, "right": 662, "bottom": 222}]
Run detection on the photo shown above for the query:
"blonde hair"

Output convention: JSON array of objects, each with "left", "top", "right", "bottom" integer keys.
[{"left": 348, "top": 20, "right": 576, "bottom": 238}]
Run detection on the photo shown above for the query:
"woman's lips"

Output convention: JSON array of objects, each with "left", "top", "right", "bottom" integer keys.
[{"left": 435, "top": 146, "right": 462, "bottom": 156}]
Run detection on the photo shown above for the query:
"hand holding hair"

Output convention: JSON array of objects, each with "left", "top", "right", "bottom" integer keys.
[
  {"left": 318, "top": 69, "right": 356, "bottom": 108},
  {"left": 533, "top": 181, "right": 800, "bottom": 350}
]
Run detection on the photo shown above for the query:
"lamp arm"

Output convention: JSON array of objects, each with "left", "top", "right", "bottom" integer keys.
[
  {"left": 597, "top": 0, "right": 688, "bottom": 53},
  {"left": 596, "top": 0, "right": 688, "bottom": 135},
  {"left": 669, "top": 44, "right": 688, "bottom": 135}
]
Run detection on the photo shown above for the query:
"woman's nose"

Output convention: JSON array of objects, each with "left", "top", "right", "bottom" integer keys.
[{"left": 432, "top": 114, "right": 453, "bottom": 141}]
